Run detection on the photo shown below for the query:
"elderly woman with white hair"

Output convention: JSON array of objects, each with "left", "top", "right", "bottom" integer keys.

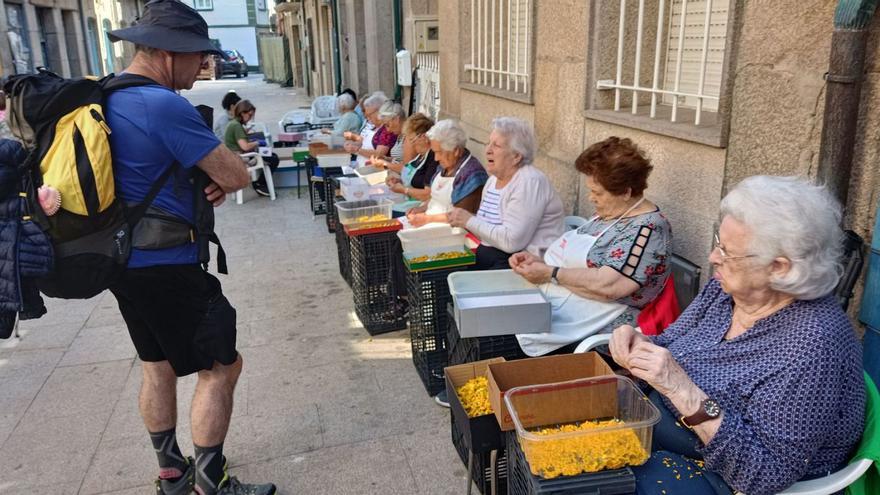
[
  {"left": 344, "top": 91, "right": 388, "bottom": 167},
  {"left": 448, "top": 117, "right": 565, "bottom": 270},
  {"left": 610, "top": 176, "right": 865, "bottom": 495},
  {"left": 406, "top": 119, "right": 488, "bottom": 228},
  {"left": 323, "top": 92, "right": 362, "bottom": 136}
]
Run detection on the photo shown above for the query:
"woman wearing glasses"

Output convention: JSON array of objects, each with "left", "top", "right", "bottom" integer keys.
[
  {"left": 510, "top": 137, "right": 672, "bottom": 357},
  {"left": 609, "top": 176, "right": 864, "bottom": 495}
]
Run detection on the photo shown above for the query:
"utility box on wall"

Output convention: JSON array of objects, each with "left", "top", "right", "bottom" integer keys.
[
  {"left": 412, "top": 16, "right": 439, "bottom": 53},
  {"left": 396, "top": 50, "right": 412, "bottom": 86}
]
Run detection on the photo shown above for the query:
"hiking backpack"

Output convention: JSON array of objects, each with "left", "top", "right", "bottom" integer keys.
[{"left": 3, "top": 69, "right": 225, "bottom": 299}]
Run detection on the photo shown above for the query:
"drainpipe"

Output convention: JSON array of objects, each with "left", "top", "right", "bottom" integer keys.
[
  {"left": 330, "top": 0, "right": 342, "bottom": 94},
  {"left": 76, "top": 0, "right": 94, "bottom": 75},
  {"left": 816, "top": 0, "right": 879, "bottom": 211},
  {"left": 392, "top": 0, "right": 402, "bottom": 102}
]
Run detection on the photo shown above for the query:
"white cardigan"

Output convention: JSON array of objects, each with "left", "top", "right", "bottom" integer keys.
[{"left": 466, "top": 164, "right": 565, "bottom": 255}]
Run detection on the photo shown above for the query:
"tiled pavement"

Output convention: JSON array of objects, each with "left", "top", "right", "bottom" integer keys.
[{"left": 0, "top": 76, "right": 467, "bottom": 494}]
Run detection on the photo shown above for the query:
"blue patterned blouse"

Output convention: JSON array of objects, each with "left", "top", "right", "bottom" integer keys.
[{"left": 652, "top": 280, "right": 865, "bottom": 495}]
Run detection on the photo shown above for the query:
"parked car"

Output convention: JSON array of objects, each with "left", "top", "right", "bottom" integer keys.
[{"left": 221, "top": 50, "right": 248, "bottom": 78}]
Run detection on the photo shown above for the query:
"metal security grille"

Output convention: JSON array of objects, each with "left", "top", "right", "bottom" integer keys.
[
  {"left": 464, "top": 0, "right": 532, "bottom": 95},
  {"left": 415, "top": 53, "right": 441, "bottom": 120},
  {"left": 597, "top": 0, "right": 729, "bottom": 125}
]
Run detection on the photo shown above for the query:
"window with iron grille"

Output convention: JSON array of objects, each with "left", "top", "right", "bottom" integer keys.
[
  {"left": 586, "top": 0, "right": 735, "bottom": 147},
  {"left": 193, "top": 0, "right": 213, "bottom": 11},
  {"left": 460, "top": 0, "right": 534, "bottom": 102}
]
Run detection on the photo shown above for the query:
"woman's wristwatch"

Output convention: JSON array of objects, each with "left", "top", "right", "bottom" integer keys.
[
  {"left": 550, "top": 266, "right": 561, "bottom": 284},
  {"left": 680, "top": 398, "right": 722, "bottom": 429}
]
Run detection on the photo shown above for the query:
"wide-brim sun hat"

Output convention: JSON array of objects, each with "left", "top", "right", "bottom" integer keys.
[{"left": 108, "top": 0, "right": 226, "bottom": 58}]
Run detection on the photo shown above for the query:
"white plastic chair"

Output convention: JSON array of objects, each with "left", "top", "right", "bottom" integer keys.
[
  {"left": 574, "top": 334, "right": 874, "bottom": 495},
  {"left": 564, "top": 215, "right": 588, "bottom": 231},
  {"left": 309, "top": 95, "right": 340, "bottom": 128},
  {"left": 232, "top": 152, "right": 276, "bottom": 204},
  {"left": 279, "top": 109, "right": 310, "bottom": 133}
]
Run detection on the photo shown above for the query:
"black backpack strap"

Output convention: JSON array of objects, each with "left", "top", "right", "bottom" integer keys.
[
  {"left": 101, "top": 73, "right": 163, "bottom": 92},
  {"left": 127, "top": 162, "right": 179, "bottom": 227},
  {"left": 209, "top": 233, "right": 228, "bottom": 274}
]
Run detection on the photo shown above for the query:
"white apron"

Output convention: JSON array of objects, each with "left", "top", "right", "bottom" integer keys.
[
  {"left": 355, "top": 124, "right": 377, "bottom": 168},
  {"left": 516, "top": 198, "right": 645, "bottom": 356},
  {"left": 425, "top": 153, "right": 469, "bottom": 215}
]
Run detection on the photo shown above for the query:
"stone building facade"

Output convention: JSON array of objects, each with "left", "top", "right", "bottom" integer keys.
[{"left": 438, "top": 0, "right": 880, "bottom": 319}]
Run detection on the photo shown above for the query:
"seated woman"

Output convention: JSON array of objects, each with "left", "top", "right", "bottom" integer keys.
[
  {"left": 510, "top": 137, "right": 671, "bottom": 356},
  {"left": 323, "top": 92, "right": 362, "bottom": 136},
  {"left": 344, "top": 93, "right": 396, "bottom": 167},
  {"left": 213, "top": 90, "right": 240, "bottom": 140},
  {"left": 448, "top": 117, "right": 565, "bottom": 270},
  {"left": 372, "top": 101, "right": 406, "bottom": 163},
  {"left": 376, "top": 113, "right": 438, "bottom": 205},
  {"left": 223, "top": 99, "right": 279, "bottom": 197},
  {"left": 611, "top": 176, "right": 865, "bottom": 495},
  {"left": 406, "top": 119, "right": 488, "bottom": 228}
]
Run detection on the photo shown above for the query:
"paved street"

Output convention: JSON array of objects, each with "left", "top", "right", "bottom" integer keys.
[{"left": 0, "top": 76, "right": 465, "bottom": 494}]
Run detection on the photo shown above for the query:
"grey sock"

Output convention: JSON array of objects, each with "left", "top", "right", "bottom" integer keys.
[
  {"left": 194, "top": 443, "right": 226, "bottom": 495},
  {"left": 148, "top": 428, "right": 188, "bottom": 478}
]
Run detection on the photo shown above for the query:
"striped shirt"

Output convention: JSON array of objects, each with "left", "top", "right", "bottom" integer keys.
[{"left": 476, "top": 182, "right": 503, "bottom": 227}]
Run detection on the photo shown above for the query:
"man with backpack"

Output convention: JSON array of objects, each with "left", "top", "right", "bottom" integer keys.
[{"left": 103, "top": 1, "right": 276, "bottom": 494}]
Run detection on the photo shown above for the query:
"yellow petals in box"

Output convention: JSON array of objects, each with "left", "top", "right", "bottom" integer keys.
[
  {"left": 504, "top": 375, "right": 660, "bottom": 479},
  {"left": 445, "top": 358, "right": 506, "bottom": 454}
]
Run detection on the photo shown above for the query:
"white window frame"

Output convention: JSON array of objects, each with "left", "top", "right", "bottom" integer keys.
[
  {"left": 585, "top": 0, "right": 737, "bottom": 147},
  {"left": 460, "top": 0, "right": 534, "bottom": 103},
  {"left": 193, "top": 0, "right": 213, "bottom": 11},
  {"left": 257, "top": 0, "right": 267, "bottom": 11}
]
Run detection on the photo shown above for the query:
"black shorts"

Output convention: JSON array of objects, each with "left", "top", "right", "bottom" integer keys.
[{"left": 110, "top": 264, "right": 238, "bottom": 377}]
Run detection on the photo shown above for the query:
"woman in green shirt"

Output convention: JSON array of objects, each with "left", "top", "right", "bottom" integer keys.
[{"left": 224, "top": 100, "right": 278, "bottom": 196}]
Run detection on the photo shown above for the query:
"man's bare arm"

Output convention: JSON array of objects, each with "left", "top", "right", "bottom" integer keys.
[{"left": 197, "top": 144, "right": 250, "bottom": 192}]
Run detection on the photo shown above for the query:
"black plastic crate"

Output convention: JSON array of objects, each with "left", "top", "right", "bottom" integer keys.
[
  {"left": 335, "top": 226, "right": 352, "bottom": 287},
  {"left": 306, "top": 157, "right": 326, "bottom": 215},
  {"left": 325, "top": 178, "right": 341, "bottom": 233},
  {"left": 451, "top": 414, "right": 507, "bottom": 495},
  {"left": 407, "top": 267, "right": 467, "bottom": 396},
  {"left": 446, "top": 304, "right": 527, "bottom": 367},
  {"left": 349, "top": 230, "right": 407, "bottom": 335},
  {"left": 506, "top": 431, "right": 637, "bottom": 495}
]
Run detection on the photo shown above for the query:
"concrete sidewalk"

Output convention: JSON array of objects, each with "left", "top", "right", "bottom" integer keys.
[{"left": 0, "top": 77, "right": 466, "bottom": 494}]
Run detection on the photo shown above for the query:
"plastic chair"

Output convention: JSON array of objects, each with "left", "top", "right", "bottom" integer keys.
[
  {"left": 231, "top": 152, "right": 276, "bottom": 204},
  {"left": 564, "top": 215, "right": 587, "bottom": 231},
  {"left": 574, "top": 334, "right": 875, "bottom": 495},
  {"left": 309, "top": 95, "right": 340, "bottom": 129}
]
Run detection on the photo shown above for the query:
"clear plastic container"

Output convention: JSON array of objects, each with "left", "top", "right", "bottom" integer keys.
[
  {"left": 335, "top": 198, "right": 394, "bottom": 226},
  {"left": 504, "top": 375, "right": 660, "bottom": 479},
  {"left": 317, "top": 153, "right": 351, "bottom": 168},
  {"left": 397, "top": 224, "right": 467, "bottom": 252},
  {"left": 354, "top": 166, "right": 388, "bottom": 185},
  {"left": 338, "top": 177, "right": 371, "bottom": 201}
]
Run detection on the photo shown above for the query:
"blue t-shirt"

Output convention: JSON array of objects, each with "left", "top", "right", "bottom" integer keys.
[{"left": 106, "top": 84, "right": 220, "bottom": 268}]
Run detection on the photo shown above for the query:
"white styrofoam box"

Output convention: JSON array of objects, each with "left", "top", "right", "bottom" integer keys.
[
  {"left": 338, "top": 177, "right": 371, "bottom": 201},
  {"left": 448, "top": 270, "right": 551, "bottom": 338},
  {"left": 355, "top": 166, "right": 388, "bottom": 185},
  {"left": 398, "top": 224, "right": 466, "bottom": 253},
  {"left": 317, "top": 154, "right": 352, "bottom": 168}
]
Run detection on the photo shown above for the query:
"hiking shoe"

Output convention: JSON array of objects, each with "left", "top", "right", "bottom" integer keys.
[
  {"left": 216, "top": 476, "right": 277, "bottom": 495},
  {"left": 155, "top": 456, "right": 195, "bottom": 495},
  {"left": 434, "top": 389, "right": 450, "bottom": 408}
]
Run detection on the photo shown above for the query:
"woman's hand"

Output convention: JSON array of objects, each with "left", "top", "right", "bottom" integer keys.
[
  {"left": 609, "top": 325, "right": 651, "bottom": 369},
  {"left": 343, "top": 131, "right": 362, "bottom": 142},
  {"left": 448, "top": 207, "right": 473, "bottom": 228},
  {"left": 408, "top": 213, "right": 429, "bottom": 228},
  {"left": 321, "top": 128, "right": 332, "bottom": 135},
  {"left": 386, "top": 176, "right": 402, "bottom": 186},
  {"left": 371, "top": 157, "right": 391, "bottom": 169},
  {"left": 390, "top": 183, "right": 406, "bottom": 194},
  {"left": 512, "top": 258, "right": 553, "bottom": 284},
  {"left": 625, "top": 341, "right": 692, "bottom": 397},
  {"left": 509, "top": 251, "right": 539, "bottom": 269},
  {"left": 343, "top": 141, "right": 361, "bottom": 153}
]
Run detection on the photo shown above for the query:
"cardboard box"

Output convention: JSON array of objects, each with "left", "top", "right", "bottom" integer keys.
[
  {"left": 487, "top": 352, "right": 614, "bottom": 431},
  {"left": 445, "top": 358, "right": 506, "bottom": 453}
]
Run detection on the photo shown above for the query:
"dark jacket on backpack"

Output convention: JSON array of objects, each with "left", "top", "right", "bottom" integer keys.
[{"left": 0, "top": 139, "right": 53, "bottom": 337}]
